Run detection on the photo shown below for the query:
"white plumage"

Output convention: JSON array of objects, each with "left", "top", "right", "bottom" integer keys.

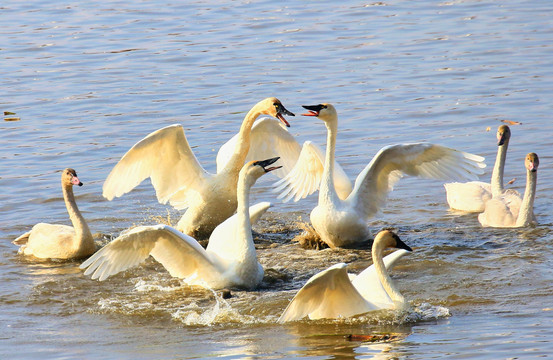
[
  {"left": 102, "top": 98, "right": 294, "bottom": 238},
  {"left": 278, "top": 230, "right": 412, "bottom": 322},
  {"left": 275, "top": 103, "right": 486, "bottom": 248},
  {"left": 82, "top": 158, "right": 282, "bottom": 290}
]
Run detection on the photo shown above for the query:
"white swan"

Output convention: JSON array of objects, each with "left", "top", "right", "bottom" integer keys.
[
  {"left": 478, "top": 153, "right": 539, "bottom": 228},
  {"left": 80, "top": 158, "right": 281, "bottom": 290},
  {"left": 102, "top": 97, "right": 294, "bottom": 239},
  {"left": 276, "top": 103, "right": 486, "bottom": 248},
  {"left": 444, "top": 125, "right": 512, "bottom": 212},
  {"left": 278, "top": 230, "right": 412, "bottom": 322},
  {"left": 13, "top": 168, "right": 96, "bottom": 260}
]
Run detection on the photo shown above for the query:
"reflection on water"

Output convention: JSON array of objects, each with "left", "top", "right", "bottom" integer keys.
[{"left": 2, "top": 0, "right": 553, "bottom": 359}]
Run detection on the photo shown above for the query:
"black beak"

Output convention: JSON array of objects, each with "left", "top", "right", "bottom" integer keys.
[
  {"left": 275, "top": 104, "right": 294, "bottom": 128},
  {"left": 301, "top": 104, "right": 325, "bottom": 117},
  {"left": 394, "top": 234, "right": 413, "bottom": 252},
  {"left": 498, "top": 135, "right": 505, "bottom": 146},
  {"left": 78, "top": 182, "right": 83, "bottom": 186},
  {"left": 253, "top": 157, "right": 282, "bottom": 172}
]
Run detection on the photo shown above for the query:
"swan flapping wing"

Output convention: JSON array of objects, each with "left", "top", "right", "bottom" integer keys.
[
  {"left": 102, "top": 124, "right": 210, "bottom": 209},
  {"left": 278, "top": 263, "right": 375, "bottom": 322},
  {"left": 216, "top": 117, "right": 302, "bottom": 178},
  {"left": 350, "top": 249, "right": 410, "bottom": 308},
  {"left": 273, "top": 141, "right": 353, "bottom": 202},
  {"left": 349, "top": 143, "right": 486, "bottom": 220},
  {"left": 80, "top": 224, "right": 218, "bottom": 281}
]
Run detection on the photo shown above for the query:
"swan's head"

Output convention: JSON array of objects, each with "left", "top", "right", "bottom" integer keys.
[
  {"left": 301, "top": 103, "right": 338, "bottom": 124},
  {"left": 374, "top": 230, "right": 412, "bottom": 252},
  {"left": 259, "top": 97, "right": 295, "bottom": 127},
  {"left": 62, "top": 168, "right": 83, "bottom": 187},
  {"left": 240, "top": 157, "right": 282, "bottom": 184},
  {"left": 497, "top": 125, "right": 511, "bottom": 146},
  {"left": 525, "top": 152, "right": 539, "bottom": 173}
]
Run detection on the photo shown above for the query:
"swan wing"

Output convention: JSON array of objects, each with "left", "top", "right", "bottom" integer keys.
[
  {"left": 349, "top": 143, "right": 486, "bottom": 219},
  {"left": 80, "top": 224, "right": 218, "bottom": 281},
  {"left": 102, "top": 124, "right": 210, "bottom": 210},
  {"left": 278, "top": 263, "right": 375, "bottom": 322},
  {"left": 273, "top": 141, "right": 353, "bottom": 202},
  {"left": 206, "top": 202, "right": 271, "bottom": 260},
  {"left": 216, "top": 117, "right": 302, "bottom": 178},
  {"left": 350, "top": 249, "right": 410, "bottom": 308}
]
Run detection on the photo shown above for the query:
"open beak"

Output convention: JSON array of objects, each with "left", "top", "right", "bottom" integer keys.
[
  {"left": 254, "top": 157, "right": 282, "bottom": 172},
  {"left": 275, "top": 104, "right": 294, "bottom": 127},
  {"left": 301, "top": 104, "right": 323, "bottom": 117}
]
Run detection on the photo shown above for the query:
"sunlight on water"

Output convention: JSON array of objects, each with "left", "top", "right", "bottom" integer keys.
[{"left": 2, "top": 0, "right": 553, "bottom": 359}]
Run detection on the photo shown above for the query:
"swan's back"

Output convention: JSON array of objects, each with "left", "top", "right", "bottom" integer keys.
[{"left": 444, "top": 181, "right": 492, "bottom": 212}]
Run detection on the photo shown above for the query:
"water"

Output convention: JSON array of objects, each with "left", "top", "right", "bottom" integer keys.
[{"left": 2, "top": 0, "right": 553, "bottom": 358}]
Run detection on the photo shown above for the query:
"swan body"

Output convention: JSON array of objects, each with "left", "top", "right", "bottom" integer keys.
[
  {"left": 279, "top": 103, "right": 486, "bottom": 248},
  {"left": 81, "top": 158, "right": 282, "bottom": 290},
  {"left": 278, "top": 230, "right": 412, "bottom": 322},
  {"left": 13, "top": 169, "right": 95, "bottom": 260},
  {"left": 445, "top": 125, "right": 511, "bottom": 212},
  {"left": 478, "top": 153, "right": 539, "bottom": 228},
  {"left": 102, "top": 98, "right": 294, "bottom": 238}
]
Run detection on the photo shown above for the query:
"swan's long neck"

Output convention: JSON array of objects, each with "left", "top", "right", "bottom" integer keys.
[
  {"left": 372, "top": 243, "right": 405, "bottom": 308},
  {"left": 235, "top": 173, "right": 257, "bottom": 262},
  {"left": 62, "top": 184, "right": 92, "bottom": 244},
  {"left": 515, "top": 169, "right": 537, "bottom": 227},
  {"left": 224, "top": 104, "right": 264, "bottom": 174},
  {"left": 491, "top": 142, "right": 508, "bottom": 197},
  {"left": 319, "top": 120, "right": 339, "bottom": 205}
]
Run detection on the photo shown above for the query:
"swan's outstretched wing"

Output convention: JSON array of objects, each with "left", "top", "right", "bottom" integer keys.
[
  {"left": 273, "top": 141, "right": 353, "bottom": 202},
  {"left": 103, "top": 124, "right": 210, "bottom": 210},
  {"left": 216, "top": 117, "right": 301, "bottom": 178},
  {"left": 350, "top": 249, "right": 410, "bottom": 308},
  {"left": 80, "top": 224, "right": 219, "bottom": 281},
  {"left": 278, "top": 263, "right": 375, "bottom": 322},
  {"left": 206, "top": 202, "right": 271, "bottom": 262},
  {"left": 348, "top": 143, "right": 486, "bottom": 220}
]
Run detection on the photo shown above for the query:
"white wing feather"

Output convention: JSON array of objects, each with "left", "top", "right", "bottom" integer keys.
[
  {"left": 80, "top": 224, "right": 218, "bottom": 281},
  {"left": 278, "top": 263, "right": 375, "bottom": 322},
  {"left": 348, "top": 143, "right": 486, "bottom": 220},
  {"left": 102, "top": 124, "right": 210, "bottom": 210},
  {"left": 273, "top": 141, "right": 353, "bottom": 202},
  {"left": 216, "top": 117, "right": 302, "bottom": 178}
]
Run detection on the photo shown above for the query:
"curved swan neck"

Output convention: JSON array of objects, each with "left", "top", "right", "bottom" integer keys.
[
  {"left": 235, "top": 173, "right": 256, "bottom": 260},
  {"left": 515, "top": 169, "right": 537, "bottom": 227},
  {"left": 224, "top": 103, "right": 265, "bottom": 174},
  {"left": 372, "top": 243, "right": 405, "bottom": 307},
  {"left": 491, "top": 142, "right": 508, "bottom": 197},
  {"left": 319, "top": 120, "right": 339, "bottom": 203},
  {"left": 62, "top": 183, "right": 92, "bottom": 241}
]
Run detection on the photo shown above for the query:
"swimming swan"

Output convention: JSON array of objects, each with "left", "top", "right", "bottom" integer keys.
[
  {"left": 13, "top": 168, "right": 95, "bottom": 260},
  {"left": 276, "top": 103, "right": 486, "bottom": 248},
  {"left": 102, "top": 98, "right": 294, "bottom": 239},
  {"left": 444, "top": 125, "right": 512, "bottom": 212},
  {"left": 80, "top": 158, "right": 281, "bottom": 290},
  {"left": 278, "top": 230, "right": 412, "bottom": 322},
  {"left": 478, "top": 153, "right": 539, "bottom": 228}
]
